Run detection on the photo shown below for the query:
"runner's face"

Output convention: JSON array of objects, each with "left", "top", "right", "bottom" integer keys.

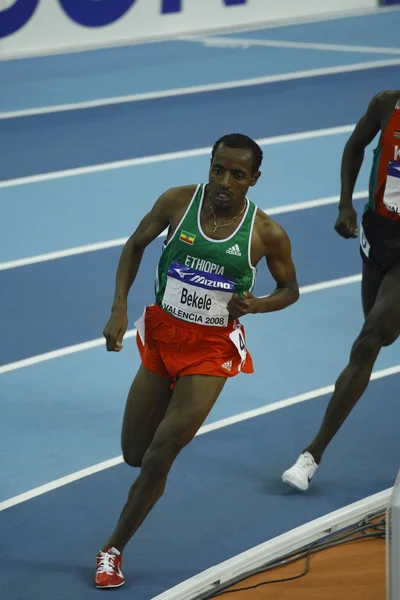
[{"left": 208, "top": 144, "right": 260, "bottom": 210}]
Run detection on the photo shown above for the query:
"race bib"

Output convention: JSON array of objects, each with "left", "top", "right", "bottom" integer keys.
[
  {"left": 229, "top": 327, "right": 247, "bottom": 364},
  {"left": 383, "top": 160, "right": 400, "bottom": 214},
  {"left": 359, "top": 222, "right": 370, "bottom": 258},
  {"left": 161, "top": 261, "right": 236, "bottom": 326}
]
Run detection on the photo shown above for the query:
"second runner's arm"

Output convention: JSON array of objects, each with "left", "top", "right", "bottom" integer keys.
[{"left": 336, "top": 93, "right": 383, "bottom": 239}]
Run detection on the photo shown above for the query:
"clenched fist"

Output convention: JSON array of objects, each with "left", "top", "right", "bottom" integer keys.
[
  {"left": 103, "top": 309, "right": 128, "bottom": 352},
  {"left": 227, "top": 291, "right": 258, "bottom": 319}
]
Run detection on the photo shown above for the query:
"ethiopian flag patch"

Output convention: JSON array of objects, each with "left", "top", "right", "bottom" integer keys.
[{"left": 179, "top": 230, "right": 196, "bottom": 245}]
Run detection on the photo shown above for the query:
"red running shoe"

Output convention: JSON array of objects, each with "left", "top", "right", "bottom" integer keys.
[{"left": 95, "top": 548, "right": 125, "bottom": 589}]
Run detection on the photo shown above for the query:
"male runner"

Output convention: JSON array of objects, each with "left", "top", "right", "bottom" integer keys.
[
  {"left": 282, "top": 90, "right": 400, "bottom": 491},
  {"left": 96, "top": 133, "right": 299, "bottom": 588}
]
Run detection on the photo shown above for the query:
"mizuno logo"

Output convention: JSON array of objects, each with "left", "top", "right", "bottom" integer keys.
[
  {"left": 175, "top": 268, "right": 195, "bottom": 279},
  {"left": 190, "top": 275, "right": 233, "bottom": 290}
]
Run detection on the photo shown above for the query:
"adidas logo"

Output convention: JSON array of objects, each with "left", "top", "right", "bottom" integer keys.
[
  {"left": 222, "top": 360, "right": 232, "bottom": 371},
  {"left": 226, "top": 244, "right": 241, "bottom": 256}
]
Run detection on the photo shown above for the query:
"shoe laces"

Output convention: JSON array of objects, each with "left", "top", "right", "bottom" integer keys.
[
  {"left": 98, "top": 551, "right": 117, "bottom": 574},
  {"left": 297, "top": 452, "right": 315, "bottom": 470}
]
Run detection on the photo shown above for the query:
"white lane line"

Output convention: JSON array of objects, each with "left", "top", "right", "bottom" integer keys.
[
  {"left": 300, "top": 274, "right": 362, "bottom": 294},
  {"left": 0, "top": 190, "right": 367, "bottom": 271},
  {"left": 0, "top": 330, "right": 138, "bottom": 375},
  {"left": 187, "top": 35, "right": 400, "bottom": 55},
  {"left": 0, "top": 238, "right": 130, "bottom": 271},
  {"left": 267, "top": 190, "right": 367, "bottom": 215},
  {"left": 1, "top": 360, "right": 399, "bottom": 512},
  {"left": 1, "top": 57, "right": 399, "bottom": 119},
  {"left": 200, "top": 362, "right": 400, "bottom": 435},
  {"left": 0, "top": 123, "right": 355, "bottom": 189}
]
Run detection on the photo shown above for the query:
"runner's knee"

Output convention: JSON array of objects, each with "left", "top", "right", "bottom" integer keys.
[
  {"left": 141, "top": 438, "right": 185, "bottom": 481},
  {"left": 122, "top": 445, "right": 146, "bottom": 468},
  {"left": 351, "top": 319, "right": 393, "bottom": 362},
  {"left": 382, "top": 332, "right": 398, "bottom": 347}
]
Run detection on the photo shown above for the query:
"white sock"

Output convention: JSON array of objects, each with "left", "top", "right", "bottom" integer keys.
[{"left": 102, "top": 546, "right": 120, "bottom": 556}]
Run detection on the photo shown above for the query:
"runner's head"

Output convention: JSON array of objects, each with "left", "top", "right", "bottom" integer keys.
[{"left": 208, "top": 133, "right": 262, "bottom": 210}]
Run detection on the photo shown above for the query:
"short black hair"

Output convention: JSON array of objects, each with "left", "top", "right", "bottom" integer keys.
[{"left": 211, "top": 133, "right": 263, "bottom": 173}]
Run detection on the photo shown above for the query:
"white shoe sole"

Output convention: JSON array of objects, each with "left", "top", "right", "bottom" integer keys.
[
  {"left": 96, "top": 581, "right": 125, "bottom": 589},
  {"left": 282, "top": 472, "right": 309, "bottom": 491}
]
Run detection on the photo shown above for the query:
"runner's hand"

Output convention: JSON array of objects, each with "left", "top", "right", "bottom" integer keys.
[
  {"left": 334, "top": 205, "right": 359, "bottom": 239},
  {"left": 228, "top": 292, "right": 257, "bottom": 318},
  {"left": 103, "top": 309, "right": 128, "bottom": 352}
]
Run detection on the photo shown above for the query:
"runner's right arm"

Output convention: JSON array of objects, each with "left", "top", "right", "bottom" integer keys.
[
  {"left": 103, "top": 188, "right": 176, "bottom": 352},
  {"left": 336, "top": 92, "right": 384, "bottom": 239}
]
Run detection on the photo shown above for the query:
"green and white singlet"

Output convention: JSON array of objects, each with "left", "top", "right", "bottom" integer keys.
[{"left": 155, "top": 184, "right": 258, "bottom": 327}]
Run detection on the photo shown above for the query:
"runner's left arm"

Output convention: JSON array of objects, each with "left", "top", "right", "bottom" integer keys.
[
  {"left": 227, "top": 220, "right": 299, "bottom": 317},
  {"left": 256, "top": 224, "right": 299, "bottom": 313}
]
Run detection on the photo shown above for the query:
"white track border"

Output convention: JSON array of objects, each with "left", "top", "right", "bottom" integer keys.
[{"left": 153, "top": 488, "right": 392, "bottom": 600}]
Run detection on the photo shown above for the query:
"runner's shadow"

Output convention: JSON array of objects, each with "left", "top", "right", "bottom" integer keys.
[
  {"left": 260, "top": 476, "right": 328, "bottom": 498},
  {"left": 1, "top": 557, "right": 138, "bottom": 591}
]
